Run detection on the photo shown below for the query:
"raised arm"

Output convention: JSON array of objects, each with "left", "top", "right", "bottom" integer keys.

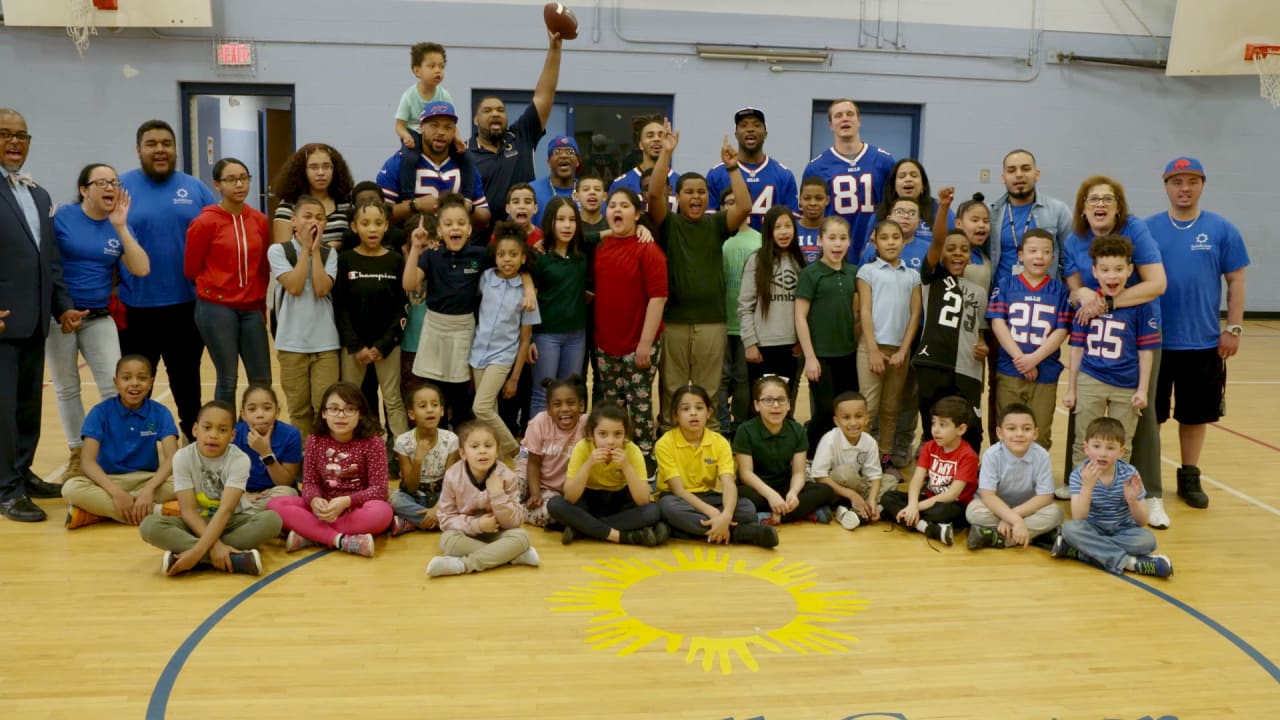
[
  {"left": 926, "top": 186, "right": 955, "bottom": 270},
  {"left": 531, "top": 31, "right": 565, "bottom": 128},
  {"left": 648, "top": 119, "right": 677, "bottom": 226}
]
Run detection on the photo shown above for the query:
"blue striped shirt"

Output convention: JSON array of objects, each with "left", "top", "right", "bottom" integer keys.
[{"left": 1069, "top": 459, "right": 1143, "bottom": 525}]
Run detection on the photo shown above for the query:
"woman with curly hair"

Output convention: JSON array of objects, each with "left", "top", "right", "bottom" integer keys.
[{"left": 270, "top": 143, "right": 354, "bottom": 248}]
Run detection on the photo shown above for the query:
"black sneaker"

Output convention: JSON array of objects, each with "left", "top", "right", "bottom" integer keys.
[
  {"left": 925, "top": 522, "right": 954, "bottom": 546},
  {"left": 652, "top": 521, "right": 671, "bottom": 546},
  {"left": 731, "top": 523, "right": 779, "bottom": 548},
  {"left": 621, "top": 526, "right": 657, "bottom": 547},
  {"left": 561, "top": 526, "right": 577, "bottom": 545},
  {"left": 966, "top": 525, "right": 1004, "bottom": 550},
  {"left": 1049, "top": 531, "right": 1078, "bottom": 559},
  {"left": 1176, "top": 465, "right": 1209, "bottom": 509},
  {"left": 228, "top": 549, "right": 263, "bottom": 576}
]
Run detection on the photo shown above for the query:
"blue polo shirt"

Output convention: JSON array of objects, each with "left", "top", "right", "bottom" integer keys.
[
  {"left": 530, "top": 176, "right": 575, "bottom": 227},
  {"left": 80, "top": 397, "right": 179, "bottom": 474},
  {"left": 232, "top": 419, "right": 304, "bottom": 492},
  {"left": 470, "top": 268, "right": 541, "bottom": 368},
  {"left": 53, "top": 204, "right": 132, "bottom": 309},
  {"left": 1145, "top": 211, "right": 1250, "bottom": 350},
  {"left": 858, "top": 236, "right": 930, "bottom": 273},
  {"left": 855, "top": 257, "right": 921, "bottom": 345},
  {"left": 118, "top": 169, "right": 215, "bottom": 308},
  {"left": 418, "top": 243, "right": 488, "bottom": 315}
]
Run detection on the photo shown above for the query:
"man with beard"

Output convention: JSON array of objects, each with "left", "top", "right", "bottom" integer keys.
[
  {"left": 118, "top": 120, "right": 216, "bottom": 442},
  {"left": 378, "top": 102, "right": 489, "bottom": 226},
  {"left": 530, "top": 135, "right": 579, "bottom": 227},
  {"left": 706, "top": 108, "right": 797, "bottom": 231},
  {"left": 610, "top": 116, "right": 676, "bottom": 212},
  {"left": 986, "top": 149, "right": 1073, "bottom": 282},
  {"left": 467, "top": 30, "right": 564, "bottom": 224},
  {"left": 0, "top": 108, "right": 81, "bottom": 521}
]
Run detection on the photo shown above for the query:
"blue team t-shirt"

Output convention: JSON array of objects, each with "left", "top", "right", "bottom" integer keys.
[
  {"left": 1144, "top": 211, "right": 1250, "bottom": 351},
  {"left": 118, "top": 170, "right": 216, "bottom": 308},
  {"left": 80, "top": 397, "right": 179, "bottom": 474},
  {"left": 706, "top": 157, "right": 798, "bottom": 231},
  {"left": 1069, "top": 301, "right": 1161, "bottom": 388},
  {"left": 996, "top": 202, "right": 1037, "bottom": 280},
  {"left": 530, "top": 176, "right": 575, "bottom": 228},
  {"left": 986, "top": 273, "right": 1072, "bottom": 384},
  {"left": 53, "top": 204, "right": 132, "bottom": 309},
  {"left": 1063, "top": 215, "right": 1163, "bottom": 321},
  {"left": 801, "top": 144, "right": 895, "bottom": 263},
  {"left": 232, "top": 419, "right": 304, "bottom": 492},
  {"left": 375, "top": 152, "right": 488, "bottom": 208},
  {"left": 858, "top": 236, "right": 930, "bottom": 273},
  {"left": 796, "top": 220, "right": 823, "bottom": 265}
]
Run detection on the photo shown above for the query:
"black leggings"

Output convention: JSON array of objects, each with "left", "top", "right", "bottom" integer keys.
[
  {"left": 806, "top": 352, "right": 858, "bottom": 457},
  {"left": 432, "top": 379, "right": 474, "bottom": 430},
  {"left": 547, "top": 489, "right": 662, "bottom": 541},
  {"left": 738, "top": 480, "right": 835, "bottom": 523},
  {"left": 880, "top": 489, "right": 967, "bottom": 528},
  {"left": 914, "top": 365, "right": 983, "bottom": 454},
  {"left": 746, "top": 344, "right": 801, "bottom": 418}
]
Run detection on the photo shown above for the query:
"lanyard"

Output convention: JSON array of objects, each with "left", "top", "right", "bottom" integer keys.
[{"left": 1004, "top": 203, "right": 1036, "bottom": 246}]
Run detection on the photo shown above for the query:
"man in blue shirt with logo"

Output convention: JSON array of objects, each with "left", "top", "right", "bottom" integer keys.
[
  {"left": 1146, "top": 157, "right": 1249, "bottom": 511},
  {"left": 119, "top": 120, "right": 215, "bottom": 443}
]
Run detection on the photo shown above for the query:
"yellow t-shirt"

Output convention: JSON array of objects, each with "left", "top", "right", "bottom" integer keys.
[
  {"left": 566, "top": 439, "right": 647, "bottom": 492},
  {"left": 655, "top": 429, "right": 734, "bottom": 495}
]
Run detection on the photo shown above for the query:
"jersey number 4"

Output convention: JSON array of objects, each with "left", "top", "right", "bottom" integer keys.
[
  {"left": 1085, "top": 319, "right": 1126, "bottom": 359},
  {"left": 830, "top": 174, "right": 876, "bottom": 214},
  {"left": 1007, "top": 302, "right": 1056, "bottom": 345}
]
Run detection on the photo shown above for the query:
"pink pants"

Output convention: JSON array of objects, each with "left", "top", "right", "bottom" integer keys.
[{"left": 267, "top": 496, "right": 394, "bottom": 547}]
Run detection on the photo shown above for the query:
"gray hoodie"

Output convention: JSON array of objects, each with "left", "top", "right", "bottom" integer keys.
[{"left": 737, "top": 251, "right": 802, "bottom": 349}]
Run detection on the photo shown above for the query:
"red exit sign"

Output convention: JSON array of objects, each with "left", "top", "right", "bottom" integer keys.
[{"left": 216, "top": 42, "right": 253, "bottom": 66}]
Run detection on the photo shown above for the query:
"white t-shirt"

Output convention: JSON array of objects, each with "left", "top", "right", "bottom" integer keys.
[
  {"left": 393, "top": 428, "right": 459, "bottom": 491},
  {"left": 810, "top": 428, "right": 882, "bottom": 488},
  {"left": 172, "top": 443, "right": 252, "bottom": 515}
]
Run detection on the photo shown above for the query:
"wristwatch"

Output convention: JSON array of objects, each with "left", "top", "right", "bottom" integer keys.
[
  {"left": 261, "top": 453, "right": 277, "bottom": 466},
  {"left": 1224, "top": 324, "right": 1243, "bottom": 337}
]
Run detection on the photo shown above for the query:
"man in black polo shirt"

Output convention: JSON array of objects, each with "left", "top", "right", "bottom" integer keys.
[{"left": 467, "top": 30, "right": 564, "bottom": 224}]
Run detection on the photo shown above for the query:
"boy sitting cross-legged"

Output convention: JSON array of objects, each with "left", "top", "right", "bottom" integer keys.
[
  {"left": 966, "top": 403, "right": 1064, "bottom": 550},
  {"left": 1050, "top": 417, "right": 1173, "bottom": 577}
]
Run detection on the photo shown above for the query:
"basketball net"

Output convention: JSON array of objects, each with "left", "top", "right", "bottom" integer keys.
[
  {"left": 1252, "top": 48, "right": 1280, "bottom": 109},
  {"left": 66, "top": 0, "right": 98, "bottom": 57}
]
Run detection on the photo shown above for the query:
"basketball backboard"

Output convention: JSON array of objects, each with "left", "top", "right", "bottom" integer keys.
[
  {"left": 1166, "top": 0, "right": 1279, "bottom": 76},
  {"left": 0, "top": 0, "right": 213, "bottom": 28}
]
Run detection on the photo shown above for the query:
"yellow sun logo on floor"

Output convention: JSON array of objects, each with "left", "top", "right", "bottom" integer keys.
[{"left": 547, "top": 548, "right": 868, "bottom": 674}]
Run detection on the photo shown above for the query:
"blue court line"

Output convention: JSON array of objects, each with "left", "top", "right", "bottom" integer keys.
[
  {"left": 145, "top": 550, "right": 332, "bottom": 720},
  {"left": 1114, "top": 573, "right": 1280, "bottom": 684}
]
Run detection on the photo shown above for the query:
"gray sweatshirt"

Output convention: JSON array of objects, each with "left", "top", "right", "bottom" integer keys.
[{"left": 737, "top": 251, "right": 801, "bottom": 349}]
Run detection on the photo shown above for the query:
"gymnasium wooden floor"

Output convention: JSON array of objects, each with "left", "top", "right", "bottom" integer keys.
[{"left": 5, "top": 322, "right": 1280, "bottom": 720}]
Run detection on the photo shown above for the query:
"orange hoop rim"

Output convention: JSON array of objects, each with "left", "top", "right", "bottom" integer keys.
[{"left": 1245, "top": 43, "right": 1280, "bottom": 61}]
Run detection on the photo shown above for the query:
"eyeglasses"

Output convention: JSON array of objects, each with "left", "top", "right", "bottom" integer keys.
[
  {"left": 0, "top": 130, "right": 32, "bottom": 143},
  {"left": 891, "top": 208, "right": 919, "bottom": 218},
  {"left": 323, "top": 406, "right": 359, "bottom": 417},
  {"left": 1085, "top": 194, "right": 1117, "bottom": 206},
  {"left": 87, "top": 179, "right": 120, "bottom": 189},
  {"left": 757, "top": 396, "right": 789, "bottom": 407},
  {"left": 218, "top": 174, "right": 252, "bottom": 186},
  {"left": 306, "top": 163, "right": 333, "bottom": 172},
  {"left": 550, "top": 148, "right": 577, "bottom": 158}
]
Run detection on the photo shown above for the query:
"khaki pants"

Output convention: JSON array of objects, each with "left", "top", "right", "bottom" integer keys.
[
  {"left": 61, "top": 471, "right": 175, "bottom": 522},
  {"left": 1071, "top": 374, "right": 1140, "bottom": 468},
  {"left": 278, "top": 349, "right": 340, "bottom": 438},
  {"left": 830, "top": 464, "right": 897, "bottom": 501},
  {"left": 139, "top": 510, "right": 283, "bottom": 559},
  {"left": 471, "top": 364, "right": 519, "bottom": 458},
  {"left": 341, "top": 348, "right": 409, "bottom": 437},
  {"left": 659, "top": 322, "right": 726, "bottom": 431},
  {"left": 440, "top": 528, "right": 530, "bottom": 572},
  {"left": 994, "top": 374, "right": 1059, "bottom": 450},
  {"left": 965, "top": 496, "right": 1064, "bottom": 538},
  {"left": 857, "top": 339, "right": 909, "bottom": 456}
]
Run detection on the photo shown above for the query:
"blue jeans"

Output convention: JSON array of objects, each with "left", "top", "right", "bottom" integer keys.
[
  {"left": 530, "top": 329, "right": 587, "bottom": 417},
  {"left": 194, "top": 299, "right": 272, "bottom": 403},
  {"left": 1060, "top": 518, "right": 1157, "bottom": 574},
  {"left": 390, "top": 487, "right": 440, "bottom": 525}
]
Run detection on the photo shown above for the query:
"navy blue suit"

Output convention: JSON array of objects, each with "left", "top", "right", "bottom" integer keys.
[{"left": 0, "top": 176, "right": 72, "bottom": 499}]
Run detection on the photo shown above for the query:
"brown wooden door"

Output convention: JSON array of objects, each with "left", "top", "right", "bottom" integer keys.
[{"left": 262, "top": 107, "right": 293, "bottom": 219}]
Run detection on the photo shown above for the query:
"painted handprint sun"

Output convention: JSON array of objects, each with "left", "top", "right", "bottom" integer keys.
[{"left": 548, "top": 548, "right": 868, "bottom": 674}]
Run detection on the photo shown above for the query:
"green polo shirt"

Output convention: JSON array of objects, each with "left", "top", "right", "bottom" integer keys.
[
  {"left": 732, "top": 416, "right": 808, "bottom": 489},
  {"left": 662, "top": 211, "right": 731, "bottom": 324},
  {"left": 795, "top": 260, "right": 857, "bottom": 357},
  {"left": 533, "top": 249, "right": 588, "bottom": 334}
]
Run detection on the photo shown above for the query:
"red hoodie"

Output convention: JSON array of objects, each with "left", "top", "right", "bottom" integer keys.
[{"left": 184, "top": 204, "right": 270, "bottom": 310}]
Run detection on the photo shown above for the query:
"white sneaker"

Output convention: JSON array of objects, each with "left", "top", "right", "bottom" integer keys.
[
  {"left": 511, "top": 546, "right": 541, "bottom": 567},
  {"left": 426, "top": 556, "right": 467, "bottom": 577},
  {"left": 1054, "top": 485, "right": 1072, "bottom": 500},
  {"left": 1147, "top": 497, "right": 1171, "bottom": 529},
  {"left": 834, "top": 506, "right": 861, "bottom": 531}
]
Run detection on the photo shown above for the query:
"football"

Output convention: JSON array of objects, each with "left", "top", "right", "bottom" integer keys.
[{"left": 543, "top": 2, "right": 578, "bottom": 40}]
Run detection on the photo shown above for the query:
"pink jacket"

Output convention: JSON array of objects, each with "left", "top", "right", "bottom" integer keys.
[{"left": 436, "top": 460, "right": 525, "bottom": 535}]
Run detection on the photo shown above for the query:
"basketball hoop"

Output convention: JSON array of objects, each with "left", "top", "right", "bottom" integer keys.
[
  {"left": 66, "top": 0, "right": 98, "bottom": 57},
  {"left": 1246, "top": 44, "right": 1280, "bottom": 108}
]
